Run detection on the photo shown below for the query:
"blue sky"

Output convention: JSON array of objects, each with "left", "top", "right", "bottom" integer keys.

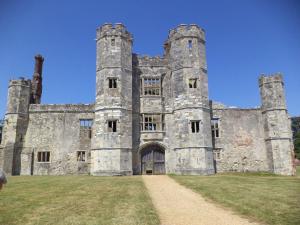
[{"left": 0, "top": 0, "right": 299, "bottom": 117}]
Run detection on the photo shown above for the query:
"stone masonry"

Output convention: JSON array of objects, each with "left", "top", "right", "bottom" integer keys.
[{"left": 0, "top": 23, "right": 295, "bottom": 176}]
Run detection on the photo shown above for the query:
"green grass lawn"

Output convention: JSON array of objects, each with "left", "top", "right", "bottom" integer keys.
[
  {"left": 0, "top": 176, "right": 160, "bottom": 225},
  {"left": 171, "top": 168, "right": 300, "bottom": 225}
]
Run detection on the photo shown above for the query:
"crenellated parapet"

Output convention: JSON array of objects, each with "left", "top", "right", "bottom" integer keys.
[
  {"left": 134, "top": 55, "right": 166, "bottom": 67},
  {"left": 259, "top": 73, "right": 283, "bottom": 87},
  {"left": 29, "top": 104, "right": 95, "bottom": 113},
  {"left": 96, "top": 23, "right": 133, "bottom": 41},
  {"left": 259, "top": 73, "right": 286, "bottom": 112},
  {"left": 166, "top": 24, "right": 205, "bottom": 43},
  {"left": 9, "top": 78, "right": 31, "bottom": 88}
]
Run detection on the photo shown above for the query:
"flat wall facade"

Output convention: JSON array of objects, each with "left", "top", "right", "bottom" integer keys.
[
  {"left": 211, "top": 103, "right": 271, "bottom": 173},
  {"left": 19, "top": 104, "right": 94, "bottom": 175}
]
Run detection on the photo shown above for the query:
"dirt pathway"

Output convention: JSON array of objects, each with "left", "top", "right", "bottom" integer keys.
[{"left": 143, "top": 175, "right": 260, "bottom": 225}]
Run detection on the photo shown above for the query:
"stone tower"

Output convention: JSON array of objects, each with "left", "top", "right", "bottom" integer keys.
[
  {"left": 259, "top": 74, "right": 295, "bottom": 175},
  {"left": 164, "top": 24, "right": 215, "bottom": 174},
  {"left": 0, "top": 55, "right": 44, "bottom": 175},
  {"left": 0, "top": 78, "right": 31, "bottom": 175},
  {"left": 91, "top": 23, "right": 133, "bottom": 175}
]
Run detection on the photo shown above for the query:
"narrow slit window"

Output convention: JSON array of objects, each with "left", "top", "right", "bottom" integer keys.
[
  {"left": 189, "top": 79, "right": 197, "bottom": 88},
  {"left": 191, "top": 121, "right": 200, "bottom": 133},
  {"left": 111, "top": 38, "right": 115, "bottom": 46},
  {"left": 109, "top": 78, "right": 117, "bottom": 88},
  {"left": 108, "top": 120, "right": 117, "bottom": 132},
  {"left": 188, "top": 40, "right": 192, "bottom": 49},
  {"left": 211, "top": 118, "right": 220, "bottom": 138}
]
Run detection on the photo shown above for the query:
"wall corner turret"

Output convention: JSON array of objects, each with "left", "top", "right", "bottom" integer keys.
[{"left": 1, "top": 76, "right": 31, "bottom": 175}]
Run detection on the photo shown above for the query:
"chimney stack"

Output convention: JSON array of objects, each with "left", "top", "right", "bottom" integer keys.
[{"left": 30, "top": 54, "right": 44, "bottom": 104}]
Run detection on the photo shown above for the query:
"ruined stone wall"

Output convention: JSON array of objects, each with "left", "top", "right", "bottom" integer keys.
[
  {"left": 211, "top": 102, "right": 271, "bottom": 172},
  {"left": 21, "top": 104, "right": 94, "bottom": 175},
  {"left": 1, "top": 23, "right": 295, "bottom": 177}
]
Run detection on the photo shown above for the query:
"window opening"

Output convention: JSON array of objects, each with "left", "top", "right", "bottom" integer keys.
[
  {"left": 109, "top": 78, "right": 117, "bottom": 88},
  {"left": 37, "top": 151, "right": 50, "bottom": 162},
  {"left": 191, "top": 121, "right": 200, "bottom": 133},
  {"left": 142, "top": 78, "right": 160, "bottom": 96},
  {"left": 189, "top": 79, "right": 197, "bottom": 88},
  {"left": 77, "top": 151, "right": 86, "bottom": 162},
  {"left": 80, "top": 119, "right": 93, "bottom": 128},
  {"left": 108, "top": 120, "right": 117, "bottom": 132},
  {"left": 111, "top": 38, "right": 115, "bottom": 46},
  {"left": 188, "top": 40, "right": 192, "bottom": 49},
  {"left": 140, "top": 114, "right": 164, "bottom": 131},
  {"left": 211, "top": 119, "right": 219, "bottom": 138},
  {"left": 213, "top": 149, "right": 222, "bottom": 160}
]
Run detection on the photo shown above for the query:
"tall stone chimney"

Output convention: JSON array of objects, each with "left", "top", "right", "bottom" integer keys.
[{"left": 30, "top": 54, "right": 44, "bottom": 104}]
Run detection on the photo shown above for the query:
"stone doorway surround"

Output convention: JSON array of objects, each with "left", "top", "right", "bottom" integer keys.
[{"left": 140, "top": 143, "right": 165, "bottom": 175}]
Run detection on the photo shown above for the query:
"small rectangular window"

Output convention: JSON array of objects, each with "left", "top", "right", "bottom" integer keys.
[
  {"left": 191, "top": 121, "right": 200, "bottom": 133},
  {"left": 109, "top": 78, "right": 117, "bottom": 88},
  {"left": 77, "top": 151, "right": 86, "bottom": 162},
  {"left": 108, "top": 120, "right": 117, "bottom": 132},
  {"left": 80, "top": 119, "right": 93, "bottom": 128},
  {"left": 213, "top": 149, "right": 222, "bottom": 160},
  {"left": 188, "top": 40, "right": 192, "bottom": 49},
  {"left": 211, "top": 119, "right": 219, "bottom": 138},
  {"left": 37, "top": 151, "right": 50, "bottom": 162},
  {"left": 189, "top": 79, "right": 197, "bottom": 88},
  {"left": 111, "top": 38, "right": 115, "bottom": 46}
]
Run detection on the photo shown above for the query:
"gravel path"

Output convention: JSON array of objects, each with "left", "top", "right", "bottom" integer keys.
[{"left": 143, "top": 175, "right": 260, "bottom": 225}]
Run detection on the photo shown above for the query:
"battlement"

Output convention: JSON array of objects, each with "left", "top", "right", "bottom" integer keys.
[
  {"left": 9, "top": 78, "right": 31, "bottom": 87},
  {"left": 96, "top": 23, "right": 133, "bottom": 41},
  {"left": 133, "top": 54, "right": 166, "bottom": 67},
  {"left": 29, "top": 104, "right": 95, "bottom": 113},
  {"left": 259, "top": 73, "right": 283, "bottom": 87},
  {"left": 167, "top": 24, "right": 205, "bottom": 42}
]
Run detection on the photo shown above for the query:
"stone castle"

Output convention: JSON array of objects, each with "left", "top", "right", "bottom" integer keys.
[{"left": 0, "top": 23, "right": 295, "bottom": 176}]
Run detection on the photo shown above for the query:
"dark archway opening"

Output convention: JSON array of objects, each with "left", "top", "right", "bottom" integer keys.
[{"left": 141, "top": 144, "right": 165, "bottom": 175}]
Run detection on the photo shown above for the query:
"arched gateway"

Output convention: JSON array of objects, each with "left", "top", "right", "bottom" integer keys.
[{"left": 140, "top": 143, "right": 165, "bottom": 175}]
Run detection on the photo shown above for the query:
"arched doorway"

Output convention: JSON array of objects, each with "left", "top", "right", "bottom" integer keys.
[{"left": 141, "top": 143, "right": 165, "bottom": 175}]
